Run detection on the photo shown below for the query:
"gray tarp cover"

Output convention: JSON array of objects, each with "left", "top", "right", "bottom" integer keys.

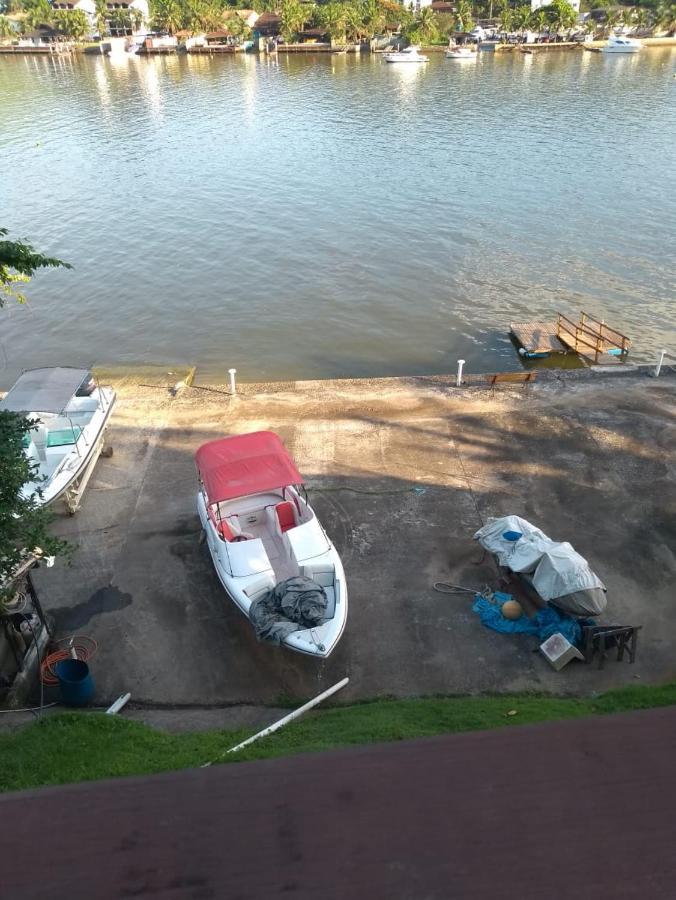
[
  {"left": 249, "top": 576, "right": 328, "bottom": 645},
  {"left": 0, "top": 367, "right": 90, "bottom": 414}
]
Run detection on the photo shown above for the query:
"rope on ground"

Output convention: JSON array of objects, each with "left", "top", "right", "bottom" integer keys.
[
  {"left": 40, "top": 635, "right": 98, "bottom": 685},
  {"left": 433, "top": 582, "right": 479, "bottom": 595}
]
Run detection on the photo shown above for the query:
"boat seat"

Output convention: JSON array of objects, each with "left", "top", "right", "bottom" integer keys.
[
  {"left": 225, "top": 515, "right": 254, "bottom": 541},
  {"left": 302, "top": 564, "right": 337, "bottom": 619},
  {"left": 275, "top": 501, "right": 297, "bottom": 533}
]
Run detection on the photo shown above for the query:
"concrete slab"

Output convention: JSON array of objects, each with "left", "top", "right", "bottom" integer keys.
[{"left": 31, "top": 368, "right": 676, "bottom": 707}]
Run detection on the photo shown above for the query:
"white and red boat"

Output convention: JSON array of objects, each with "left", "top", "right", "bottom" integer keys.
[{"left": 196, "top": 431, "right": 348, "bottom": 658}]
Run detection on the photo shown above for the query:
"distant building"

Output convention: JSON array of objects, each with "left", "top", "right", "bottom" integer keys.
[
  {"left": 407, "top": 0, "right": 435, "bottom": 11},
  {"left": 51, "top": 0, "right": 95, "bottom": 14}
]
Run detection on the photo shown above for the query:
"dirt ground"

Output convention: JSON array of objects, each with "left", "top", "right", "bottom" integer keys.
[{"left": 30, "top": 366, "right": 676, "bottom": 708}]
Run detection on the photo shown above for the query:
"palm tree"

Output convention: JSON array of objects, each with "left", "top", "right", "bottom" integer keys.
[
  {"left": 513, "top": 4, "right": 531, "bottom": 31},
  {"left": 0, "top": 15, "right": 15, "bottom": 39},
  {"left": 280, "top": 0, "right": 307, "bottom": 41},
  {"left": 359, "top": 0, "right": 385, "bottom": 38},
  {"left": 655, "top": 1, "right": 676, "bottom": 34},
  {"left": 151, "top": 0, "right": 183, "bottom": 34},
  {"left": 23, "top": 0, "right": 52, "bottom": 32},
  {"left": 455, "top": 0, "right": 473, "bottom": 32},
  {"left": 317, "top": 2, "right": 347, "bottom": 41},
  {"left": 530, "top": 9, "right": 547, "bottom": 34}
]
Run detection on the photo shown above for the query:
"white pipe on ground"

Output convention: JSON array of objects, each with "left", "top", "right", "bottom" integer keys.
[
  {"left": 228, "top": 368, "right": 237, "bottom": 395},
  {"left": 456, "top": 359, "right": 465, "bottom": 387},
  {"left": 654, "top": 350, "right": 667, "bottom": 378},
  {"left": 222, "top": 677, "right": 349, "bottom": 757},
  {"left": 106, "top": 692, "right": 131, "bottom": 715}
]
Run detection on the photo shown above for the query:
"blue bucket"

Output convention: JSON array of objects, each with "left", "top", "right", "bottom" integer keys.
[{"left": 55, "top": 659, "right": 95, "bottom": 707}]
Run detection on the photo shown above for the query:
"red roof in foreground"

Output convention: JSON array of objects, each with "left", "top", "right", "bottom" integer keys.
[
  {"left": 3, "top": 707, "right": 676, "bottom": 899},
  {"left": 195, "top": 431, "right": 303, "bottom": 504}
]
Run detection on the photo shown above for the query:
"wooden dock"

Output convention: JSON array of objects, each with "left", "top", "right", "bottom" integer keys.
[
  {"left": 510, "top": 321, "right": 568, "bottom": 356},
  {"left": 511, "top": 311, "right": 631, "bottom": 367}
]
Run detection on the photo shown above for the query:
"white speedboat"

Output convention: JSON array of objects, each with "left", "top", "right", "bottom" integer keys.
[
  {"left": 601, "top": 34, "right": 641, "bottom": 53},
  {"left": 196, "top": 431, "right": 348, "bottom": 658},
  {"left": 383, "top": 45, "right": 429, "bottom": 63},
  {"left": 0, "top": 367, "right": 116, "bottom": 511},
  {"left": 445, "top": 46, "right": 476, "bottom": 59}
]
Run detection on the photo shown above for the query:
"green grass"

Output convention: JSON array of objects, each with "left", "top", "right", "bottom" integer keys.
[{"left": 2, "top": 683, "right": 676, "bottom": 793}]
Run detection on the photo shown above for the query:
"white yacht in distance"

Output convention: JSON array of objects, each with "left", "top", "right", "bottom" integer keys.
[
  {"left": 383, "top": 45, "right": 429, "bottom": 63},
  {"left": 602, "top": 34, "right": 642, "bottom": 53},
  {"left": 445, "top": 45, "right": 476, "bottom": 59}
]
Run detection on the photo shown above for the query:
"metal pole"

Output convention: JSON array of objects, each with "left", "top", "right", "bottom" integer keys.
[
  {"left": 456, "top": 359, "right": 465, "bottom": 387},
  {"left": 228, "top": 368, "right": 237, "bottom": 395},
  {"left": 654, "top": 349, "right": 667, "bottom": 378},
  {"left": 223, "top": 677, "right": 349, "bottom": 756}
]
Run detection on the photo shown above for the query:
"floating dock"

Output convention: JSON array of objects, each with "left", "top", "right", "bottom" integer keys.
[{"left": 511, "top": 312, "right": 631, "bottom": 366}]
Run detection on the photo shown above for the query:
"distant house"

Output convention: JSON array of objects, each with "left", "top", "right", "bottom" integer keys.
[
  {"left": 252, "top": 12, "right": 281, "bottom": 38},
  {"left": 430, "top": 1, "right": 456, "bottom": 12},
  {"left": 228, "top": 9, "right": 259, "bottom": 29},
  {"left": 51, "top": 0, "right": 95, "bottom": 15},
  {"left": 104, "top": 0, "right": 149, "bottom": 35},
  {"left": 50, "top": 0, "right": 95, "bottom": 32}
]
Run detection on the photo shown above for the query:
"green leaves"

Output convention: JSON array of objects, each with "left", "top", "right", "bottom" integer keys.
[
  {"left": 0, "top": 228, "right": 71, "bottom": 307},
  {"left": 0, "top": 412, "right": 68, "bottom": 601}
]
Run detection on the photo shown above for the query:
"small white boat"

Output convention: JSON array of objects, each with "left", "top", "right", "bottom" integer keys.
[
  {"left": 383, "top": 45, "right": 429, "bottom": 64},
  {"left": 445, "top": 46, "right": 476, "bottom": 59},
  {"left": 196, "top": 431, "right": 348, "bottom": 658},
  {"left": 0, "top": 367, "right": 116, "bottom": 511},
  {"left": 601, "top": 34, "right": 641, "bottom": 53}
]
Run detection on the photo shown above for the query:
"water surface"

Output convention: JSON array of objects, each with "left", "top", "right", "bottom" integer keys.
[{"left": 1, "top": 49, "right": 674, "bottom": 382}]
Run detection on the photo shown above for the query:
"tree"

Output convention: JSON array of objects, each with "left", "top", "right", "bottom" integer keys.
[
  {"left": 655, "top": 1, "right": 676, "bottom": 33},
  {"left": 530, "top": 8, "right": 548, "bottom": 32},
  {"left": 0, "top": 412, "right": 68, "bottom": 604},
  {"left": 22, "top": 0, "right": 52, "bottom": 31},
  {"left": 0, "top": 228, "right": 70, "bottom": 307},
  {"left": 280, "top": 0, "right": 307, "bottom": 40},
  {"left": 359, "top": 0, "right": 385, "bottom": 37},
  {"left": 150, "top": 0, "right": 184, "bottom": 33},
  {"left": 455, "top": 0, "right": 473, "bottom": 31},
  {"left": 0, "top": 13, "right": 15, "bottom": 37},
  {"left": 52, "top": 8, "right": 90, "bottom": 39},
  {"left": 316, "top": 1, "right": 347, "bottom": 40},
  {"left": 543, "top": 0, "right": 577, "bottom": 33},
  {"left": 94, "top": 0, "right": 108, "bottom": 36},
  {"left": 405, "top": 5, "right": 439, "bottom": 42},
  {"left": 513, "top": 4, "right": 532, "bottom": 30}
]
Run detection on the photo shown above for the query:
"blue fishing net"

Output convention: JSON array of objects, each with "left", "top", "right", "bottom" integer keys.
[{"left": 472, "top": 594, "right": 584, "bottom": 647}]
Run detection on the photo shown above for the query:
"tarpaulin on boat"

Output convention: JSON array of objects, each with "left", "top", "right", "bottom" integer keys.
[
  {"left": 195, "top": 431, "right": 303, "bottom": 505},
  {"left": 474, "top": 515, "right": 606, "bottom": 616},
  {"left": 249, "top": 576, "right": 327, "bottom": 645},
  {"left": 0, "top": 367, "right": 90, "bottom": 414}
]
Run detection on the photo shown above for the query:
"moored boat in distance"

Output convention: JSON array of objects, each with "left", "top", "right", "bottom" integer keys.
[
  {"left": 196, "top": 431, "right": 348, "bottom": 658},
  {"left": 383, "top": 45, "right": 429, "bottom": 63},
  {"left": 601, "top": 34, "right": 642, "bottom": 53},
  {"left": 0, "top": 367, "right": 116, "bottom": 511},
  {"left": 445, "top": 45, "right": 477, "bottom": 59}
]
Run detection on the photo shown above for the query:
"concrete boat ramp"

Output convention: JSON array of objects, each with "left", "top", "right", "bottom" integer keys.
[{"left": 30, "top": 366, "right": 676, "bottom": 712}]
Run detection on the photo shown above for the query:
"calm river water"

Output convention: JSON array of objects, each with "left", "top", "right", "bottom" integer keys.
[{"left": 1, "top": 49, "right": 674, "bottom": 382}]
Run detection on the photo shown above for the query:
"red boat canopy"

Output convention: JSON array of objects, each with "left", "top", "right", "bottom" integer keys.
[{"left": 195, "top": 431, "right": 303, "bottom": 505}]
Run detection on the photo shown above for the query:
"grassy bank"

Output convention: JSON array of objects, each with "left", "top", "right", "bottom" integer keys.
[{"left": 3, "top": 683, "right": 676, "bottom": 793}]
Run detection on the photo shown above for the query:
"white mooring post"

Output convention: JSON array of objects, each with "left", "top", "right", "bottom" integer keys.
[
  {"left": 654, "top": 350, "right": 667, "bottom": 378},
  {"left": 228, "top": 367, "right": 237, "bottom": 394},
  {"left": 456, "top": 359, "right": 465, "bottom": 387}
]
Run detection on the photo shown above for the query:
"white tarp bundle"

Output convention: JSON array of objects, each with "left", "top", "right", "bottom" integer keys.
[
  {"left": 473, "top": 515, "right": 555, "bottom": 573},
  {"left": 474, "top": 516, "right": 606, "bottom": 614},
  {"left": 531, "top": 542, "right": 605, "bottom": 601}
]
